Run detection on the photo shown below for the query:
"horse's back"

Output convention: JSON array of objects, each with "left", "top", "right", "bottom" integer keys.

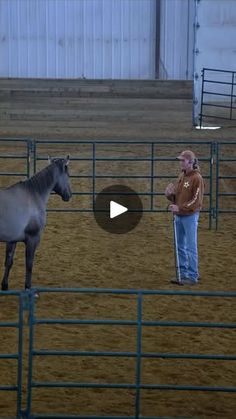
[{"left": 0, "top": 185, "right": 45, "bottom": 242}]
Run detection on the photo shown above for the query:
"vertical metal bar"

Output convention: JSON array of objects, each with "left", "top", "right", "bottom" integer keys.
[
  {"left": 27, "top": 140, "right": 31, "bottom": 179},
  {"left": 215, "top": 142, "right": 219, "bottom": 230},
  {"left": 26, "top": 290, "right": 35, "bottom": 417},
  {"left": 33, "top": 140, "right": 37, "bottom": 174},
  {"left": 209, "top": 143, "right": 214, "bottom": 230},
  {"left": 229, "top": 71, "right": 234, "bottom": 120},
  {"left": 155, "top": 0, "right": 161, "bottom": 78},
  {"left": 150, "top": 143, "right": 154, "bottom": 211},
  {"left": 173, "top": 215, "right": 181, "bottom": 282},
  {"left": 135, "top": 292, "right": 142, "bottom": 418},
  {"left": 199, "top": 68, "right": 205, "bottom": 128},
  {"left": 92, "top": 142, "right": 96, "bottom": 211},
  {"left": 16, "top": 293, "right": 24, "bottom": 419},
  {"left": 186, "top": 0, "right": 190, "bottom": 80},
  {"left": 192, "top": 0, "right": 198, "bottom": 126},
  {"left": 27, "top": 139, "right": 35, "bottom": 179}
]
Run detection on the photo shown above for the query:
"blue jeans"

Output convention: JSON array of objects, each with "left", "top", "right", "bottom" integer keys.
[{"left": 174, "top": 212, "right": 200, "bottom": 281}]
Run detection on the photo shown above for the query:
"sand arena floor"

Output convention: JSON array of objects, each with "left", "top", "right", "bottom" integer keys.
[{"left": 0, "top": 141, "right": 235, "bottom": 418}]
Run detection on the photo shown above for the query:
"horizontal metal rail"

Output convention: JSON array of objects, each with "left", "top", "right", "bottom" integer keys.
[
  {"left": 33, "top": 287, "right": 236, "bottom": 297},
  {"left": 0, "top": 354, "right": 19, "bottom": 359},
  {"left": 0, "top": 321, "right": 20, "bottom": 327},
  {"left": 203, "top": 80, "right": 235, "bottom": 86},
  {"left": 0, "top": 154, "right": 28, "bottom": 159},
  {"left": 0, "top": 385, "right": 18, "bottom": 391},
  {"left": 201, "top": 102, "right": 236, "bottom": 110},
  {"left": 33, "top": 350, "right": 236, "bottom": 361},
  {"left": 36, "top": 156, "right": 212, "bottom": 162},
  {"left": 30, "top": 381, "right": 236, "bottom": 392},
  {"left": 0, "top": 138, "right": 31, "bottom": 142},
  {"left": 0, "top": 172, "right": 27, "bottom": 176},
  {"left": 30, "top": 415, "right": 182, "bottom": 419},
  {"left": 34, "top": 139, "right": 214, "bottom": 145},
  {"left": 70, "top": 191, "right": 211, "bottom": 195},
  {"left": 218, "top": 209, "right": 236, "bottom": 213},
  {"left": 45, "top": 209, "right": 213, "bottom": 214},
  {"left": 202, "top": 90, "right": 236, "bottom": 98},
  {"left": 203, "top": 68, "right": 236, "bottom": 73},
  {"left": 218, "top": 193, "right": 236, "bottom": 196},
  {"left": 200, "top": 114, "right": 235, "bottom": 121},
  {"left": 33, "top": 318, "right": 236, "bottom": 328}
]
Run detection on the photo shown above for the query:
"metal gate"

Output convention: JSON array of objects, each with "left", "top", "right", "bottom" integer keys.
[
  {"left": 1, "top": 288, "right": 236, "bottom": 419},
  {"left": 0, "top": 291, "right": 24, "bottom": 418},
  {"left": 0, "top": 138, "right": 235, "bottom": 229},
  {"left": 199, "top": 68, "right": 236, "bottom": 128},
  {"left": 0, "top": 138, "right": 30, "bottom": 181},
  {"left": 215, "top": 141, "right": 236, "bottom": 229},
  {"left": 32, "top": 139, "right": 215, "bottom": 228}
]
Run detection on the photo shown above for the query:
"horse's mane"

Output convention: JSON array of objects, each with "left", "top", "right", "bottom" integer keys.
[{"left": 23, "top": 160, "right": 64, "bottom": 194}]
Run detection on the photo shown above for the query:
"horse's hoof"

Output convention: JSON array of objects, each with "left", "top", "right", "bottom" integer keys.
[
  {"left": 1, "top": 284, "right": 8, "bottom": 291},
  {"left": 25, "top": 288, "right": 40, "bottom": 299},
  {"left": 34, "top": 291, "right": 40, "bottom": 299}
]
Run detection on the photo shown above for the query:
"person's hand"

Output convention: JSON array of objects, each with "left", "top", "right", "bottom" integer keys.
[
  {"left": 165, "top": 183, "right": 175, "bottom": 197},
  {"left": 169, "top": 204, "right": 179, "bottom": 213}
]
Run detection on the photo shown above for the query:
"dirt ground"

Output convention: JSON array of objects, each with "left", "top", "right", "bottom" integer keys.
[
  {"left": 0, "top": 210, "right": 236, "bottom": 418},
  {"left": 0, "top": 110, "right": 236, "bottom": 417}
]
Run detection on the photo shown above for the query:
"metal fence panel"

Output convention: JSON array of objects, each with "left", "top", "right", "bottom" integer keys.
[
  {"left": 0, "top": 138, "right": 235, "bottom": 229},
  {"left": 25, "top": 287, "right": 236, "bottom": 419},
  {"left": 216, "top": 141, "right": 236, "bottom": 229},
  {"left": 193, "top": 0, "right": 236, "bottom": 125},
  {"left": 0, "top": 286, "right": 236, "bottom": 418},
  {"left": 33, "top": 139, "right": 214, "bottom": 228},
  {"left": 0, "top": 138, "right": 31, "bottom": 182},
  {"left": 0, "top": 291, "right": 24, "bottom": 419},
  {"left": 199, "top": 68, "right": 236, "bottom": 127}
]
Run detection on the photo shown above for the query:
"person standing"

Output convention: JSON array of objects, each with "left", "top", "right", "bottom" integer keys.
[{"left": 165, "top": 150, "right": 204, "bottom": 285}]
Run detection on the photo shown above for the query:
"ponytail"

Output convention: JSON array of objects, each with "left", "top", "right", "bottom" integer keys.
[{"left": 193, "top": 157, "right": 199, "bottom": 170}]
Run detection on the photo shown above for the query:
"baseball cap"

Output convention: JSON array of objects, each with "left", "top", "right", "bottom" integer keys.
[{"left": 177, "top": 150, "right": 196, "bottom": 161}]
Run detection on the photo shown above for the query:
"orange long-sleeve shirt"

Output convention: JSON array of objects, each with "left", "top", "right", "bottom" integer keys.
[{"left": 167, "top": 169, "right": 204, "bottom": 215}]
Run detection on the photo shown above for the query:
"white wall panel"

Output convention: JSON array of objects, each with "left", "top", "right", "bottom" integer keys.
[
  {"left": 0, "top": 0, "right": 156, "bottom": 79},
  {"left": 193, "top": 0, "right": 236, "bottom": 124},
  {"left": 159, "top": 0, "right": 194, "bottom": 79}
]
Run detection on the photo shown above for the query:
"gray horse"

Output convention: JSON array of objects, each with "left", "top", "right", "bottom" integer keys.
[{"left": 0, "top": 156, "right": 72, "bottom": 291}]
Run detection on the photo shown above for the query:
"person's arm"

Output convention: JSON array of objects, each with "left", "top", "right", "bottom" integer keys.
[
  {"left": 179, "top": 176, "right": 204, "bottom": 214},
  {"left": 165, "top": 182, "right": 176, "bottom": 202}
]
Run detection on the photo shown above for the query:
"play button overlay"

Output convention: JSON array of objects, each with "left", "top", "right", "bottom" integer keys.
[
  {"left": 110, "top": 201, "right": 128, "bottom": 219},
  {"left": 94, "top": 184, "right": 143, "bottom": 234}
]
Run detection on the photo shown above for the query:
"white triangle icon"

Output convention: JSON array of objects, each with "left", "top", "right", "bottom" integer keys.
[{"left": 110, "top": 201, "right": 128, "bottom": 219}]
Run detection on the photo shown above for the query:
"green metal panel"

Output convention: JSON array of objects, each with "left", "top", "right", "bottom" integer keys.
[
  {"left": 33, "top": 139, "right": 214, "bottom": 228},
  {"left": 0, "top": 291, "right": 24, "bottom": 419},
  {"left": 25, "top": 287, "right": 236, "bottom": 419}
]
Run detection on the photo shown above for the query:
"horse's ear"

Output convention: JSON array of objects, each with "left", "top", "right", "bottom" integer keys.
[
  {"left": 65, "top": 155, "right": 70, "bottom": 166},
  {"left": 48, "top": 155, "right": 52, "bottom": 164}
]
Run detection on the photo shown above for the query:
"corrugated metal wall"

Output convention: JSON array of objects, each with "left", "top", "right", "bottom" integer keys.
[
  {"left": 0, "top": 0, "right": 156, "bottom": 79},
  {"left": 193, "top": 0, "right": 236, "bottom": 124},
  {"left": 158, "top": 0, "right": 194, "bottom": 80}
]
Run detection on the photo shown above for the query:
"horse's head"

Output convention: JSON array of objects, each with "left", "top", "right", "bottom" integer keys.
[{"left": 49, "top": 156, "right": 72, "bottom": 202}]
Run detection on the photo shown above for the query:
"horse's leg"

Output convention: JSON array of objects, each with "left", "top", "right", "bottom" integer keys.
[
  {"left": 1, "top": 242, "right": 17, "bottom": 291},
  {"left": 25, "top": 234, "right": 40, "bottom": 290}
]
